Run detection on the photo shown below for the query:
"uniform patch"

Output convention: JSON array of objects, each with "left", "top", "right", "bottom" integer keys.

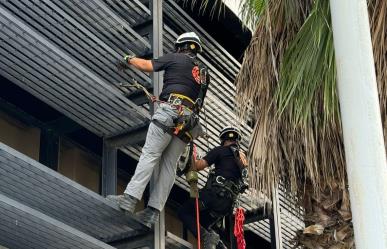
[{"left": 192, "top": 66, "right": 201, "bottom": 84}]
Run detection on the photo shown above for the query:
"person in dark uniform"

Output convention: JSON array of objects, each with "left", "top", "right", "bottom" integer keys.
[
  {"left": 178, "top": 126, "right": 248, "bottom": 249},
  {"left": 108, "top": 32, "right": 209, "bottom": 228}
]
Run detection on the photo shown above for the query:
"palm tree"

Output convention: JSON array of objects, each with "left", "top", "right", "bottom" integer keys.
[
  {"left": 234, "top": 0, "right": 386, "bottom": 248},
  {"left": 185, "top": 0, "right": 385, "bottom": 247}
]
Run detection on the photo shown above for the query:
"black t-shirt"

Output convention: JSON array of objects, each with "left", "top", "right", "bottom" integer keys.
[
  {"left": 203, "top": 145, "right": 242, "bottom": 182},
  {"left": 151, "top": 53, "right": 201, "bottom": 101}
]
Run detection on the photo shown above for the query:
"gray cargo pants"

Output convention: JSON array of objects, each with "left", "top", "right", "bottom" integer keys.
[{"left": 124, "top": 103, "right": 201, "bottom": 211}]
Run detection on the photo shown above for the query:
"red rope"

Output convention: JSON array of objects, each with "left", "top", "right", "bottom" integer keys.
[
  {"left": 196, "top": 197, "right": 201, "bottom": 249},
  {"left": 192, "top": 144, "right": 201, "bottom": 249},
  {"left": 234, "top": 208, "right": 246, "bottom": 249}
]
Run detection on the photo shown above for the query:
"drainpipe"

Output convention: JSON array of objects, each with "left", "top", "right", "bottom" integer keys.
[{"left": 330, "top": 0, "right": 387, "bottom": 248}]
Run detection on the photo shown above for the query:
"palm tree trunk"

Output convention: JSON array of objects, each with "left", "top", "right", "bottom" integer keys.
[{"left": 294, "top": 185, "right": 354, "bottom": 249}]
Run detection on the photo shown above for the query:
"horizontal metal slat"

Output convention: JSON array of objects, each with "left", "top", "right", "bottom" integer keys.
[
  {"left": 0, "top": 4, "right": 148, "bottom": 120},
  {"left": 0, "top": 39, "right": 120, "bottom": 134},
  {"left": 0, "top": 194, "right": 115, "bottom": 249},
  {"left": 104, "top": 0, "right": 150, "bottom": 27},
  {"left": 0, "top": 157, "right": 124, "bottom": 238},
  {"left": 42, "top": 0, "right": 151, "bottom": 85},
  {"left": 0, "top": 143, "right": 149, "bottom": 243},
  {"left": 0, "top": 5, "right": 150, "bottom": 135}
]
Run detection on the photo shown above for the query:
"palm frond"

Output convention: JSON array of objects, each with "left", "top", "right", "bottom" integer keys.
[
  {"left": 179, "top": 0, "right": 226, "bottom": 19},
  {"left": 240, "top": 0, "right": 266, "bottom": 29},
  {"left": 274, "top": 0, "right": 347, "bottom": 196},
  {"left": 277, "top": 0, "right": 337, "bottom": 126},
  {"left": 235, "top": 0, "right": 313, "bottom": 197}
]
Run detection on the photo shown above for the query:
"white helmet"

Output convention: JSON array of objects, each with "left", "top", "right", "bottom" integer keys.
[
  {"left": 175, "top": 32, "right": 203, "bottom": 53},
  {"left": 219, "top": 126, "right": 242, "bottom": 142}
]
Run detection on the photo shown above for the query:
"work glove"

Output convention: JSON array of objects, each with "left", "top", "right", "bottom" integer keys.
[{"left": 116, "top": 54, "right": 135, "bottom": 71}]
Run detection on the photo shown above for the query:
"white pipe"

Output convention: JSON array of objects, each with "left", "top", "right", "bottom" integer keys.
[{"left": 329, "top": 0, "right": 387, "bottom": 248}]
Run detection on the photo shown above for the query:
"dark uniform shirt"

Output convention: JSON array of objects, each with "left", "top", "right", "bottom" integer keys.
[
  {"left": 203, "top": 145, "right": 241, "bottom": 182},
  {"left": 151, "top": 53, "right": 201, "bottom": 101}
]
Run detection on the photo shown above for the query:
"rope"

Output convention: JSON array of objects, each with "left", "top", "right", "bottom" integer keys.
[
  {"left": 119, "top": 80, "right": 157, "bottom": 102},
  {"left": 192, "top": 144, "right": 201, "bottom": 249},
  {"left": 119, "top": 80, "right": 197, "bottom": 111},
  {"left": 234, "top": 208, "right": 246, "bottom": 249},
  {"left": 202, "top": 106, "right": 210, "bottom": 153},
  {"left": 196, "top": 197, "right": 201, "bottom": 249}
]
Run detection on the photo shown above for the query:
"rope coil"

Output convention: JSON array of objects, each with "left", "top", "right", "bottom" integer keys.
[{"left": 234, "top": 208, "right": 246, "bottom": 249}]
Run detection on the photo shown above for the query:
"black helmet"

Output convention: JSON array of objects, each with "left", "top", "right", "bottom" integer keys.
[
  {"left": 175, "top": 32, "right": 203, "bottom": 53},
  {"left": 219, "top": 126, "right": 241, "bottom": 143}
]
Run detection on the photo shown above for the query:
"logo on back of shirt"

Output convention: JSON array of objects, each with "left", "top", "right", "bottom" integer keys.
[{"left": 192, "top": 66, "right": 201, "bottom": 84}]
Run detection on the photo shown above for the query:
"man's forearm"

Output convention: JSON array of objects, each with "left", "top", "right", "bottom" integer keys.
[
  {"left": 194, "top": 159, "right": 208, "bottom": 171},
  {"left": 128, "top": 57, "right": 153, "bottom": 72}
]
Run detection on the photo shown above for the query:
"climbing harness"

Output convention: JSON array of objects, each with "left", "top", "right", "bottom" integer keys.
[
  {"left": 119, "top": 53, "right": 210, "bottom": 144},
  {"left": 166, "top": 57, "right": 210, "bottom": 142},
  {"left": 204, "top": 172, "right": 241, "bottom": 200},
  {"left": 203, "top": 145, "right": 249, "bottom": 200},
  {"left": 119, "top": 80, "right": 197, "bottom": 143},
  {"left": 234, "top": 207, "right": 246, "bottom": 249},
  {"left": 203, "top": 143, "right": 248, "bottom": 249}
]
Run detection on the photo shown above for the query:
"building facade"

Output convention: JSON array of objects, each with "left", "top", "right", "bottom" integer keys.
[{"left": 0, "top": 0, "right": 302, "bottom": 248}]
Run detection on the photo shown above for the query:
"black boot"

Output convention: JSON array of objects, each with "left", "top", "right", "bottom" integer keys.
[
  {"left": 135, "top": 207, "right": 160, "bottom": 228},
  {"left": 201, "top": 228, "right": 220, "bottom": 249},
  {"left": 107, "top": 194, "right": 138, "bottom": 214}
]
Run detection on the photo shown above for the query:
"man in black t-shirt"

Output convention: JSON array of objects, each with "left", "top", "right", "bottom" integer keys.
[
  {"left": 178, "top": 126, "right": 248, "bottom": 249},
  {"left": 108, "top": 32, "right": 209, "bottom": 228}
]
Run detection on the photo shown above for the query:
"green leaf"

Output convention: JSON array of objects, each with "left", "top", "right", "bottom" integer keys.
[{"left": 276, "top": 0, "right": 338, "bottom": 127}]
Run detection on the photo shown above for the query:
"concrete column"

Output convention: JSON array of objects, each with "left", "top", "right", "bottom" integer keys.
[{"left": 330, "top": 0, "right": 387, "bottom": 248}]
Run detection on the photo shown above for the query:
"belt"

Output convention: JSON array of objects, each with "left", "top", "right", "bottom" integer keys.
[
  {"left": 152, "top": 117, "right": 194, "bottom": 143},
  {"left": 166, "top": 93, "right": 195, "bottom": 110},
  {"left": 206, "top": 174, "right": 240, "bottom": 198}
]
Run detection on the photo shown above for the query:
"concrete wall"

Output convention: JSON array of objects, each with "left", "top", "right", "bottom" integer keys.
[
  {"left": 0, "top": 111, "right": 40, "bottom": 160},
  {"left": 166, "top": 207, "right": 183, "bottom": 237},
  {"left": 58, "top": 139, "right": 101, "bottom": 193}
]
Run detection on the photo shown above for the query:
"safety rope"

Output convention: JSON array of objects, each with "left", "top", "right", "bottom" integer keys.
[
  {"left": 192, "top": 144, "right": 201, "bottom": 249},
  {"left": 119, "top": 80, "right": 157, "bottom": 103},
  {"left": 231, "top": 88, "right": 247, "bottom": 249},
  {"left": 196, "top": 197, "right": 201, "bottom": 249},
  {"left": 202, "top": 105, "right": 210, "bottom": 153},
  {"left": 234, "top": 208, "right": 246, "bottom": 249}
]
